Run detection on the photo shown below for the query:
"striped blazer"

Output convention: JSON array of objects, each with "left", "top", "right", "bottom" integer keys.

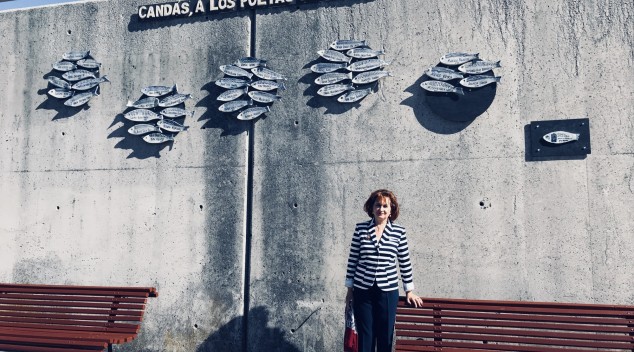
[{"left": 345, "top": 218, "right": 415, "bottom": 292}]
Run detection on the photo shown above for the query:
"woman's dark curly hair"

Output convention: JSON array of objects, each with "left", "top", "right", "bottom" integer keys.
[{"left": 363, "top": 189, "right": 399, "bottom": 221}]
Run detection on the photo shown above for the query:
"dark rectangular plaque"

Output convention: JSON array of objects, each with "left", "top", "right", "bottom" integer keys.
[{"left": 529, "top": 118, "right": 591, "bottom": 158}]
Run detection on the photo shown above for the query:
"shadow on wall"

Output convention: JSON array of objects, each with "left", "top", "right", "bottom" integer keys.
[
  {"left": 196, "top": 306, "right": 301, "bottom": 352},
  {"left": 197, "top": 82, "right": 253, "bottom": 136},
  {"left": 37, "top": 72, "right": 91, "bottom": 121},
  {"left": 107, "top": 113, "right": 171, "bottom": 159},
  {"left": 127, "top": 0, "right": 378, "bottom": 32}
]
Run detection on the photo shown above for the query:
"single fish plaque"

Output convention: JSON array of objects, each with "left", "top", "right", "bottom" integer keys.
[{"left": 529, "top": 119, "right": 591, "bottom": 158}]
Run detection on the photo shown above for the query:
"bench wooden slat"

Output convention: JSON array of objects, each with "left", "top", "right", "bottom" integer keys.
[
  {"left": 0, "top": 299, "right": 145, "bottom": 310},
  {"left": 0, "top": 322, "right": 137, "bottom": 334},
  {"left": 0, "top": 288, "right": 151, "bottom": 298},
  {"left": 0, "top": 293, "right": 148, "bottom": 304},
  {"left": 0, "top": 284, "right": 157, "bottom": 297},
  {"left": 0, "top": 335, "right": 107, "bottom": 348},
  {"left": 403, "top": 302, "right": 634, "bottom": 317},
  {"left": 0, "top": 328, "right": 134, "bottom": 344},
  {"left": 0, "top": 310, "right": 144, "bottom": 322},
  {"left": 396, "top": 339, "right": 627, "bottom": 352},
  {"left": 409, "top": 297, "right": 634, "bottom": 310},
  {"left": 0, "top": 343, "right": 105, "bottom": 352},
  {"left": 0, "top": 305, "right": 144, "bottom": 316},
  {"left": 0, "top": 316, "right": 140, "bottom": 331}
]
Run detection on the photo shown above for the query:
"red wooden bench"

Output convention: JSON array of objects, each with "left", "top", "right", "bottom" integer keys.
[
  {"left": 396, "top": 296, "right": 634, "bottom": 351},
  {"left": 0, "top": 283, "right": 158, "bottom": 352}
]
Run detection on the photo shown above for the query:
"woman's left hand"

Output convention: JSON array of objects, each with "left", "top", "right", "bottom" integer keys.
[{"left": 406, "top": 291, "right": 423, "bottom": 308}]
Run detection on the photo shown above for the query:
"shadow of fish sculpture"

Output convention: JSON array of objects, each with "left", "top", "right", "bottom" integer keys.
[
  {"left": 213, "top": 56, "right": 284, "bottom": 121},
  {"left": 45, "top": 50, "right": 107, "bottom": 108}
]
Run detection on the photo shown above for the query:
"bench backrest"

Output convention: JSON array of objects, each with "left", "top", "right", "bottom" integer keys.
[
  {"left": 0, "top": 283, "right": 158, "bottom": 339},
  {"left": 396, "top": 296, "right": 634, "bottom": 352}
]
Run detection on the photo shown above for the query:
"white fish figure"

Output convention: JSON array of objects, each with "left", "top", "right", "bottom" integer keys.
[
  {"left": 220, "top": 65, "right": 254, "bottom": 79},
  {"left": 543, "top": 131, "right": 580, "bottom": 144},
  {"left": 317, "top": 83, "right": 354, "bottom": 97},
  {"left": 420, "top": 80, "right": 465, "bottom": 95},
  {"left": 352, "top": 70, "right": 392, "bottom": 84},
  {"left": 52, "top": 61, "right": 76, "bottom": 72},
  {"left": 76, "top": 58, "right": 101, "bottom": 69},
  {"left": 459, "top": 75, "right": 501, "bottom": 88},
  {"left": 251, "top": 67, "right": 286, "bottom": 81},
  {"left": 440, "top": 52, "right": 479, "bottom": 66},
  {"left": 315, "top": 72, "right": 353, "bottom": 85},
  {"left": 124, "top": 109, "right": 162, "bottom": 122},
  {"left": 347, "top": 59, "right": 390, "bottom": 72},
  {"left": 219, "top": 99, "right": 253, "bottom": 112},
  {"left": 62, "top": 69, "right": 97, "bottom": 82},
  {"left": 248, "top": 91, "right": 281, "bottom": 103},
  {"left": 158, "top": 93, "right": 191, "bottom": 108},
  {"left": 160, "top": 107, "right": 194, "bottom": 118},
  {"left": 346, "top": 48, "right": 384, "bottom": 59},
  {"left": 127, "top": 97, "right": 160, "bottom": 109},
  {"left": 338, "top": 87, "right": 373, "bottom": 103},
  {"left": 330, "top": 40, "right": 366, "bottom": 51},
  {"left": 72, "top": 75, "right": 110, "bottom": 90},
  {"left": 48, "top": 88, "right": 74, "bottom": 99},
  {"left": 234, "top": 57, "right": 267, "bottom": 69},
  {"left": 311, "top": 63, "right": 347, "bottom": 73},
  {"left": 249, "top": 80, "right": 286, "bottom": 91},
  {"left": 157, "top": 119, "right": 189, "bottom": 133},
  {"left": 143, "top": 133, "right": 174, "bottom": 144},
  {"left": 217, "top": 88, "right": 249, "bottom": 101},
  {"left": 128, "top": 124, "right": 161, "bottom": 135},
  {"left": 48, "top": 76, "right": 71, "bottom": 89},
  {"left": 317, "top": 50, "right": 352, "bottom": 63},
  {"left": 62, "top": 50, "right": 90, "bottom": 61},
  {"left": 237, "top": 106, "right": 270, "bottom": 121},
  {"left": 142, "top": 84, "right": 178, "bottom": 97},
  {"left": 216, "top": 78, "right": 250, "bottom": 89},
  {"left": 425, "top": 66, "right": 464, "bottom": 81},
  {"left": 458, "top": 60, "right": 501, "bottom": 74},
  {"left": 64, "top": 87, "right": 99, "bottom": 107}
]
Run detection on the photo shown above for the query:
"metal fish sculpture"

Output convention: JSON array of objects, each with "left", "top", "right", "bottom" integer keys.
[
  {"left": 317, "top": 50, "right": 352, "bottom": 63},
  {"left": 62, "top": 69, "right": 97, "bottom": 82},
  {"left": 72, "top": 75, "right": 110, "bottom": 90},
  {"left": 251, "top": 67, "right": 286, "bottom": 81},
  {"left": 219, "top": 99, "right": 253, "bottom": 112},
  {"left": 440, "top": 52, "right": 479, "bottom": 66},
  {"left": 347, "top": 59, "right": 390, "bottom": 72},
  {"left": 459, "top": 75, "right": 501, "bottom": 88},
  {"left": 420, "top": 80, "right": 465, "bottom": 95},
  {"left": 159, "top": 107, "right": 194, "bottom": 118},
  {"left": 143, "top": 133, "right": 174, "bottom": 144},
  {"left": 458, "top": 60, "right": 501, "bottom": 74},
  {"left": 237, "top": 106, "right": 270, "bottom": 121},
  {"left": 346, "top": 48, "right": 384, "bottom": 59},
  {"left": 48, "top": 88, "right": 74, "bottom": 99},
  {"left": 52, "top": 61, "right": 76, "bottom": 72},
  {"left": 64, "top": 87, "right": 99, "bottom": 107},
  {"left": 543, "top": 131, "right": 580, "bottom": 144},
  {"left": 337, "top": 87, "right": 373, "bottom": 103},
  {"left": 158, "top": 93, "right": 191, "bottom": 108},
  {"left": 48, "top": 76, "right": 71, "bottom": 89},
  {"left": 62, "top": 50, "right": 90, "bottom": 61},
  {"left": 330, "top": 40, "right": 367, "bottom": 51},
  {"left": 216, "top": 78, "right": 250, "bottom": 89},
  {"left": 76, "top": 58, "right": 101, "bottom": 69},
  {"left": 217, "top": 88, "right": 249, "bottom": 101},
  {"left": 248, "top": 91, "right": 281, "bottom": 103},
  {"left": 126, "top": 97, "right": 160, "bottom": 109},
  {"left": 249, "top": 80, "right": 286, "bottom": 91},
  {"left": 142, "top": 84, "right": 178, "bottom": 97},
  {"left": 128, "top": 124, "right": 161, "bottom": 135},
  {"left": 234, "top": 57, "right": 267, "bottom": 69},
  {"left": 157, "top": 119, "right": 189, "bottom": 133},
  {"left": 317, "top": 83, "right": 354, "bottom": 97},
  {"left": 220, "top": 65, "right": 254, "bottom": 79},
  {"left": 425, "top": 66, "right": 464, "bottom": 81},
  {"left": 124, "top": 109, "right": 162, "bottom": 122},
  {"left": 351, "top": 70, "right": 392, "bottom": 84},
  {"left": 315, "top": 72, "right": 353, "bottom": 85},
  {"left": 311, "top": 63, "right": 347, "bottom": 73}
]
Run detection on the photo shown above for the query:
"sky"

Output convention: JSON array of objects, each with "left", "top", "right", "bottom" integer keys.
[{"left": 0, "top": 0, "right": 82, "bottom": 11}]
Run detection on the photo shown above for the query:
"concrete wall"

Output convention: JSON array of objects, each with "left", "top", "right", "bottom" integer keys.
[{"left": 1, "top": 0, "right": 633, "bottom": 351}]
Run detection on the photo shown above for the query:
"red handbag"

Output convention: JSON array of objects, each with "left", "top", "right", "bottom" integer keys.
[{"left": 344, "top": 300, "right": 358, "bottom": 352}]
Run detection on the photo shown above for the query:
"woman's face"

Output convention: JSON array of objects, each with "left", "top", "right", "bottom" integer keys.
[{"left": 373, "top": 196, "right": 391, "bottom": 222}]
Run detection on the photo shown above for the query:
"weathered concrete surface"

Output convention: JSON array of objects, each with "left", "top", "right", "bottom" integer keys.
[{"left": 1, "top": 0, "right": 633, "bottom": 351}]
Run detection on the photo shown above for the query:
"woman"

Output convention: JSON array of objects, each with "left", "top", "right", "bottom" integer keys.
[{"left": 345, "top": 189, "right": 423, "bottom": 352}]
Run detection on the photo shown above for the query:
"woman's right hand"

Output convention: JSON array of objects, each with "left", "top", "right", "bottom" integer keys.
[{"left": 345, "top": 287, "right": 353, "bottom": 304}]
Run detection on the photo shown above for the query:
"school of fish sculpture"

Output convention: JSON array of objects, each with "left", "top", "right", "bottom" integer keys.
[
  {"left": 542, "top": 131, "right": 580, "bottom": 144},
  {"left": 45, "top": 50, "right": 105, "bottom": 109},
  {"left": 422, "top": 52, "right": 502, "bottom": 97}
]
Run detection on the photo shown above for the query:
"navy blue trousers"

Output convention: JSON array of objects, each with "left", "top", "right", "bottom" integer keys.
[{"left": 353, "top": 283, "right": 399, "bottom": 352}]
